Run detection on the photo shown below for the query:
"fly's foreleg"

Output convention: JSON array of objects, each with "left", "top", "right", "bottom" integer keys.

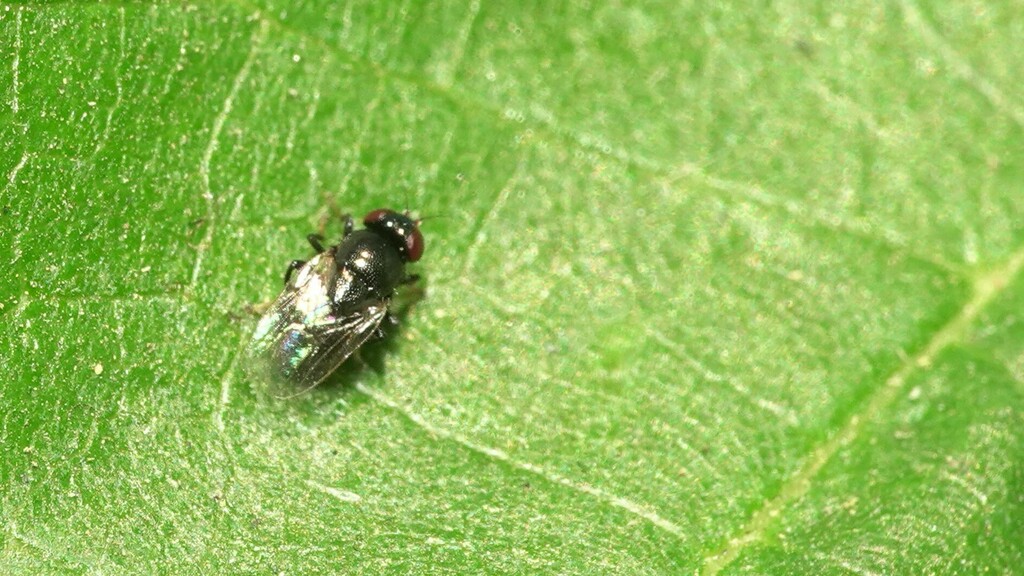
[
  {"left": 306, "top": 234, "right": 325, "bottom": 253},
  {"left": 283, "top": 260, "right": 306, "bottom": 285}
]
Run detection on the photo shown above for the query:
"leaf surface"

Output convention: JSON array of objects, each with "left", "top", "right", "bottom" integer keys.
[{"left": 1, "top": 2, "right": 1022, "bottom": 573}]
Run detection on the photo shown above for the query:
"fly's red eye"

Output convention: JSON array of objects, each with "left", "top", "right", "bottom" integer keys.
[
  {"left": 363, "top": 208, "right": 394, "bottom": 225},
  {"left": 406, "top": 225, "right": 424, "bottom": 262}
]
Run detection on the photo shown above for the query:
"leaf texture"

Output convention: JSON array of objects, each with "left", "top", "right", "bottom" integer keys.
[{"left": 1, "top": 2, "right": 1022, "bottom": 573}]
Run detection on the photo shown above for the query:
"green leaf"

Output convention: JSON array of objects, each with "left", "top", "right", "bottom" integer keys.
[{"left": 2, "top": 1, "right": 1022, "bottom": 573}]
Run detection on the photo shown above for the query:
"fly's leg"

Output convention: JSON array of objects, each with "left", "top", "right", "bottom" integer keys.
[
  {"left": 284, "top": 260, "right": 306, "bottom": 285},
  {"left": 307, "top": 234, "right": 325, "bottom": 253},
  {"left": 318, "top": 211, "right": 353, "bottom": 240},
  {"left": 245, "top": 300, "right": 274, "bottom": 316},
  {"left": 368, "top": 311, "right": 400, "bottom": 341},
  {"left": 395, "top": 274, "right": 425, "bottom": 306},
  {"left": 285, "top": 234, "right": 324, "bottom": 286}
]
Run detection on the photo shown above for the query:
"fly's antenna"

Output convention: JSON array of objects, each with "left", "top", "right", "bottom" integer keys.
[
  {"left": 403, "top": 188, "right": 414, "bottom": 217},
  {"left": 317, "top": 189, "right": 344, "bottom": 220},
  {"left": 412, "top": 213, "right": 448, "bottom": 227}
]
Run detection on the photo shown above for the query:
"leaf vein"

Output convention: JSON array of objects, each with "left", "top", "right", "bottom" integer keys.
[
  {"left": 900, "top": 0, "right": 1024, "bottom": 130},
  {"left": 304, "top": 479, "right": 362, "bottom": 503},
  {"left": 189, "top": 18, "right": 268, "bottom": 290},
  {"left": 436, "top": 0, "right": 481, "bottom": 88},
  {"left": 213, "top": 331, "right": 249, "bottom": 433},
  {"left": 10, "top": 7, "right": 21, "bottom": 115},
  {"left": 88, "top": 6, "right": 127, "bottom": 161},
  {"left": 335, "top": 76, "right": 385, "bottom": 198},
  {"left": 459, "top": 162, "right": 523, "bottom": 278},
  {"left": 700, "top": 246, "right": 1024, "bottom": 574},
  {"left": 233, "top": 3, "right": 963, "bottom": 276},
  {"left": 355, "top": 382, "right": 691, "bottom": 541},
  {"left": 669, "top": 163, "right": 963, "bottom": 275},
  {"left": 6, "top": 151, "right": 30, "bottom": 187},
  {"left": 2, "top": 523, "right": 111, "bottom": 572}
]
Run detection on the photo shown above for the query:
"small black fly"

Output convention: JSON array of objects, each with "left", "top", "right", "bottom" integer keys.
[{"left": 249, "top": 209, "right": 424, "bottom": 396}]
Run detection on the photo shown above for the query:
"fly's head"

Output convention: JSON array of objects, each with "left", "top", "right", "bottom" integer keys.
[{"left": 363, "top": 208, "right": 424, "bottom": 262}]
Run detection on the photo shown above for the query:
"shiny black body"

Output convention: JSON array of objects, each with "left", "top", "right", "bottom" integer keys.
[
  {"left": 249, "top": 210, "right": 423, "bottom": 395},
  {"left": 329, "top": 230, "right": 409, "bottom": 309}
]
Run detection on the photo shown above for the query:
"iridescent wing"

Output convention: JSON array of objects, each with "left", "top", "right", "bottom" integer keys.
[
  {"left": 248, "top": 254, "right": 388, "bottom": 396},
  {"left": 262, "top": 300, "right": 387, "bottom": 396}
]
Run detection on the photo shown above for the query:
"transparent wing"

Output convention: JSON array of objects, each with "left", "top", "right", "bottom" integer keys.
[
  {"left": 247, "top": 254, "right": 388, "bottom": 397},
  {"left": 250, "top": 300, "right": 388, "bottom": 398},
  {"left": 249, "top": 253, "right": 337, "bottom": 361},
  {"left": 288, "top": 301, "right": 387, "bottom": 391}
]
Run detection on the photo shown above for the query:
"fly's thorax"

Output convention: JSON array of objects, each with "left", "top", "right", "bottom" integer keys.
[{"left": 333, "top": 230, "right": 407, "bottom": 298}]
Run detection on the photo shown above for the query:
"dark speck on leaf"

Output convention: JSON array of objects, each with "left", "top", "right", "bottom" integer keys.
[{"left": 794, "top": 38, "right": 814, "bottom": 58}]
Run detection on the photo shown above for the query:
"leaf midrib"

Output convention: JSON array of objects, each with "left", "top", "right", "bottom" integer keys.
[{"left": 700, "top": 245, "right": 1024, "bottom": 573}]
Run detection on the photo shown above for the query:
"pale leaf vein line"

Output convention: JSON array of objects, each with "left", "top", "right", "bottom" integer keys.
[
  {"left": 189, "top": 19, "right": 267, "bottom": 289},
  {"left": 336, "top": 76, "right": 385, "bottom": 198},
  {"left": 671, "top": 163, "right": 962, "bottom": 275},
  {"left": 647, "top": 326, "right": 796, "bottom": 423},
  {"left": 837, "top": 560, "right": 883, "bottom": 576},
  {"left": 6, "top": 151, "right": 29, "bottom": 186},
  {"left": 5, "top": 291, "right": 183, "bottom": 323},
  {"left": 900, "top": 0, "right": 1024, "bottom": 129},
  {"left": 355, "top": 383, "right": 689, "bottom": 540},
  {"left": 3, "top": 291, "right": 30, "bottom": 322},
  {"left": 806, "top": 78, "right": 886, "bottom": 141},
  {"left": 213, "top": 331, "right": 249, "bottom": 432},
  {"left": 232, "top": 4, "right": 961, "bottom": 277},
  {"left": 701, "top": 246, "right": 1024, "bottom": 574},
  {"left": 305, "top": 479, "right": 362, "bottom": 503},
  {"left": 159, "top": 19, "right": 190, "bottom": 99},
  {"left": 941, "top": 470, "right": 988, "bottom": 507},
  {"left": 90, "top": 6, "right": 127, "bottom": 159},
  {"left": 438, "top": 0, "right": 481, "bottom": 87},
  {"left": 11, "top": 8, "right": 21, "bottom": 114},
  {"left": 460, "top": 163, "right": 522, "bottom": 277},
  {"left": 3, "top": 523, "right": 106, "bottom": 571}
]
